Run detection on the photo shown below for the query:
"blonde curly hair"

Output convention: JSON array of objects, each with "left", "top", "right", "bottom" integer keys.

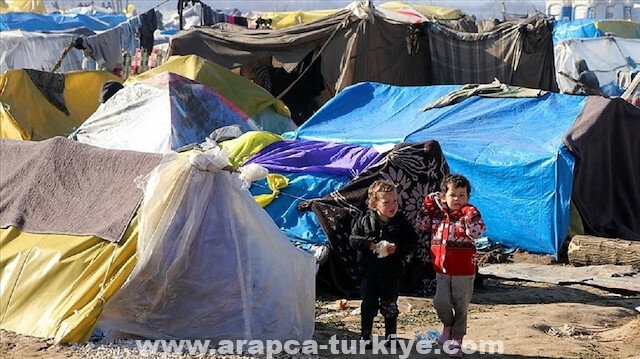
[{"left": 367, "top": 179, "right": 397, "bottom": 209}]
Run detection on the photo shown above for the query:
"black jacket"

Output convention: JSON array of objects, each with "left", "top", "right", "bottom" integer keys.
[{"left": 349, "top": 210, "right": 418, "bottom": 279}]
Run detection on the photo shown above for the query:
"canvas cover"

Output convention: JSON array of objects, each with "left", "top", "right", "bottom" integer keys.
[
  {"left": 0, "top": 11, "right": 126, "bottom": 31},
  {"left": 70, "top": 71, "right": 259, "bottom": 153},
  {"left": 168, "top": 5, "right": 559, "bottom": 118},
  {"left": 0, "top": 69, "right": 120, "bottom": 140},
  {"left": 0, "top": 136, "right": 161, "bottom": 343},
  {"left": 286, "top": 82, "right": 586, "bottom": 257},
  {"left": 257, "top": 1, "right": 466, "bottom": 30},
  {"left": 0, "top": 0, "right": 45, "bottom": 13},
  {"left": 99, "top": 150, "right": 316, "bottom": 342},
  {"left": 244, "top": 139, "right": 384, "bottom": 245}
]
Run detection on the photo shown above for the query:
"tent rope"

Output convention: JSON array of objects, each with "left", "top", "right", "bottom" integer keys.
[{"left": 251, "top": 181, "right": 313, "bottom": 202}]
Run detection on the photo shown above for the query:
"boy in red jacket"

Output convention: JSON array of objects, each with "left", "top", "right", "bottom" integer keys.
[{"left": 415, "top": 174, "right": 486, "bottom": 357}]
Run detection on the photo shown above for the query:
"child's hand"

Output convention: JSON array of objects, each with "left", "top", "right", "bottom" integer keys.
[
  {"left": 387, "top": 244, "right": 396, "bottom": 254},
  {"left": 369, "top": 242, "right": 378, "bottom": 251}
]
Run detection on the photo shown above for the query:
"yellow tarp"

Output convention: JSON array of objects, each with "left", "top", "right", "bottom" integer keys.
[
  {"left": 0, "top": 218, "right": 139, "bottom": 343},
  {"left": 0, "top": 69, "right": 122, "bottom": 140},
  {"left": 218, "top": 130, "right": 283, "bottom": 167},
  {"left": 595, "top": 20, "right": 640, "bottom": 39},
  {"left": 125, "top": 55, "right": 291, "bottom": 118},
  {"left": 257, "top": 1, "right": 466, "bottom": 29},
  {"left": 378, "top": 1, "right": 467, "bottom": 20},
  {"left": 258, "top": 9, "right": 342, "bottom": 29},
  {"left": 0, "top": 0, "right": 45, "bottom": 13}
]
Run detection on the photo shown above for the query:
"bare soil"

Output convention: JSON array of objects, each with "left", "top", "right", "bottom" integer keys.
[{"left": 2, "top": 252, "right": 639, "bottom": 359}]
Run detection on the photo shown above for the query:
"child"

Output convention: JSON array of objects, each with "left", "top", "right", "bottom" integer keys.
[
  {"left": 349, "top": 179, "right": 417, "bottom": 348},
  {"left": 415, "top": 174, "right": 486, "bottom": 357}
]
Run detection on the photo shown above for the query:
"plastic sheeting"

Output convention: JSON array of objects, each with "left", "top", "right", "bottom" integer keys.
[
  {"left": 244, "top": 140, "right": 384, "bottom": 245},
  {"left": 70, "top": 72, "right": 259, "bottom": 153},
  {"left": 0, "top": 69, "right": 121, "bottom": 140},
  {"left": 286, "top": 82, "right": 584, "bottom": 257},
  {"left": 126, "top": 55, "right": 292, "bottom": 119},
  {"left": 554, "top": 36, "right": 640, "bottom": 94},
  {"left": 98, "top": 150, "right": 316, "bottom": 341},
  {"left": 0, "top": 220, "right": 139, "bottom": 343},
  {"left": 552, "top": 19, "right": 640, "bottom": 44},
  {"left": 0, "top": 12, "right": 127, "bottom": 31}
]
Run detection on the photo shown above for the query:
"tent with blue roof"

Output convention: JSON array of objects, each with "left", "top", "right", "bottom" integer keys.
[{"left": 285, "top": 81, "right": 640, "bottom": 258}]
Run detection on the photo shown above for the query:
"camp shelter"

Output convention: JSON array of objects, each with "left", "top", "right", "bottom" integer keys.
[
  {"left": 0, "top": 68, "right": 121, "bottom": 140},
  {"left": 166, "top": 2, "right": 432, "bottom": 124},
  {"left": 285, "top": 81, "right": 640, "bottom": 257},
  {"left": 125, "top": 54, "right": 297, "bottom": 135},
  {"left": 0, "top": 137, "right": 163, "bottom": 342},
  {"left": 552, "top": 19, "right": 640, "bottom": 44},
  {"left": 98, "top": 148, "right": 315, "bottom": 342},
  {"left": 0, "top": 137, "right": 316, "bottom": 343},
  {"left": 554, "top": 36, "right": 640, "bottom": 94},
  {"left": 167, "top": 3, "right": 557, "bottom": 125},
  {"left": 70, "top": 71, "right": 260, "bottom": 153}
]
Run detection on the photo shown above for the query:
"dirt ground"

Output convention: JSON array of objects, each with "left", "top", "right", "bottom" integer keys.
[{"left": 1, "top": 253, "right": 639, "bottom": 359}]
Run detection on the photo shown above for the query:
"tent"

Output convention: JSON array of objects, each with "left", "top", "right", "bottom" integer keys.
[
  {"left": 167, "top": 3, "right": 557, "bottom": 123},
  {"left": 552, "top": 19, "right": 640, "bottom": 44},
  {"left": 0, "top": 68, "right": 121, "bottom": 140},
  {"left": 70, "top": 71, "right": 260, "bottom": 153},
  {"left": 0, "top": 137, "right": 316, "bottom": 343},
  {"left": 98, "top": 148, "right": 315, "bottom": 342},
  {"left": 284, "top": 81, "right": 640, "bottom": 257},
  {"left": 126, "top": 54, "right": 297, "bottom": 134},
  {"left": 554, "top": 36, "right": 640, "bottom": 94}
]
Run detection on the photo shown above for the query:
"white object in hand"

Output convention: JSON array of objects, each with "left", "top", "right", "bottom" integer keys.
[{"left": 375, "top": 240, "right": 394, "bottom": 258}]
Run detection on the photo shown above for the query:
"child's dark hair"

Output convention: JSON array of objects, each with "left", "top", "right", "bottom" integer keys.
[
  {"left": 367, "top": 179, "right": 397, "bottom": 209},
  {"left": 441, "top": 174, "right": 471, "bottom": 195}
]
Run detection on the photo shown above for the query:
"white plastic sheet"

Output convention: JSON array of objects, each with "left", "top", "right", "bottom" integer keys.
[
  {"left": 99, "top": 150, "right": 316, "bottom": 341},
  {"left": 554, "top": 36, "right": 640, "bottom": 94}
]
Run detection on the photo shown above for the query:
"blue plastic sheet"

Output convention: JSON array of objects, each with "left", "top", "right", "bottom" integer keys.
[{"left": 287, "top": 82, "right": 587, "bottom": 257}]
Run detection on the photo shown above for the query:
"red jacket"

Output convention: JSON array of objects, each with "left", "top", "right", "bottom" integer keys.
[{"left": 415, "top": 192, "right": 486, "bottom": 275}]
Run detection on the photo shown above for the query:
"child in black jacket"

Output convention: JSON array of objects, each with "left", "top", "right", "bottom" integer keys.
[{"left": 349, "top": 179, "right": 418, "bottom": 347}]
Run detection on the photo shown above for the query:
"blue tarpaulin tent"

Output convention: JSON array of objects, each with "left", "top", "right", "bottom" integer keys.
[{"left": 285, "top": 82, "right": 590, "bottom": 257}]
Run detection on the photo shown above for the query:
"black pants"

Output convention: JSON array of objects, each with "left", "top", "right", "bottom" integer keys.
[{"left": 360, "top": 276, "right": 399, "bottom": 339}]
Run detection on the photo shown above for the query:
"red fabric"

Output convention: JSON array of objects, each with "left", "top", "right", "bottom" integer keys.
[{"left": 415, "top": 193, "right": 486, "bottom": 275}]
